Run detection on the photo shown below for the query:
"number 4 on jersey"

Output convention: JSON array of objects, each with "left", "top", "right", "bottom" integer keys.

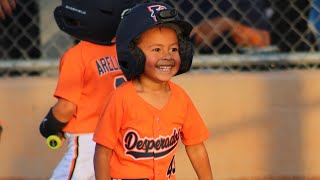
[
  {"left": 114, "top": 76, "right": 126, "bottom": 88},
  {"left": 167, "top": 155, "right": 176, "bottom": 178}
]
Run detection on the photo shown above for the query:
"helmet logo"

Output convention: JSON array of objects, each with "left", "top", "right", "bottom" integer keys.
[
  {"left": 65, "top": 5, "right": 86, "bottom": 15},
  {"left": 121, "top": 8, "right": 131, "bottom": 19},
  {"left": 147, "top": 5, "right": 167, "bottom": 22}
]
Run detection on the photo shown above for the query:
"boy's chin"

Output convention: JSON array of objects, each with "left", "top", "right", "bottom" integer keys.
[{"left": 155, "top": 74, "right": 176, "bottom": 82}]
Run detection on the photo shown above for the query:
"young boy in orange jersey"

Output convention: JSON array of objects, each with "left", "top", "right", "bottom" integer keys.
[
  {"left": 38, "top": 0, "right": 138, "bottom": 179},
  {"left": 93, "top": 2, "right": 213, "bottom": 180}
]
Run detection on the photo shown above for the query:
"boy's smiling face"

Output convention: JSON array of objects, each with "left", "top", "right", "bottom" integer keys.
[{"left": 137, "top": 26, "right": 181, "bottom": 83}]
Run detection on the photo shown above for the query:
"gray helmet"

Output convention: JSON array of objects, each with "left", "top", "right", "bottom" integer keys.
[
  {"left": 54, "top": 0, "right": 137, "bottom": 45},
  {"left": 116, "top": 2, "right": 194, "bottom": 80}
]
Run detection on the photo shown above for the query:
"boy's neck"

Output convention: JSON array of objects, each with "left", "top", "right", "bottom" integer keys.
[
  {"left": 133, "top": 76, "right": 170, "bottom": 94},
  {"left": 133, "top": 76, "right": 171, "bottom": 110}
]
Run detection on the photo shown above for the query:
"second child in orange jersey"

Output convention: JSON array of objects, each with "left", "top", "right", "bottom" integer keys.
[
  {"left": 38, "top": 0, "right": 138, "bottom": 179},
  {"left": 93, "top": 2, "right": 213, "bottom": 180}
]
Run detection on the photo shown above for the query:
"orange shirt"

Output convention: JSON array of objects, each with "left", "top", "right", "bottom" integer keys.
[
  {"left": 54, "top": 41, "right": 125, "bottom": 133},
  {"left": 93, "top": 81, "right": 209, "bottom": 180}
]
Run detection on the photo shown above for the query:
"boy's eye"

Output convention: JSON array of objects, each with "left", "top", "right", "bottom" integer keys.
[
  {"left": 152, "top": 48, "right": 161, "bottom": 52},
  {"left": 170, "top": 48, "right": 179, "bottom": 53}
]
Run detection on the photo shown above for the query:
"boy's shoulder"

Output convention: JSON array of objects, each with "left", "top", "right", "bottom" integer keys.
[
  {"left": 61, "top": 41, "right": 116, "bottom": 61},
  {"left": 62, "top": 41, "right": 85, "bottom": 56},
  {"left": 106, "top": 81, "right": 134, "bottom": 103},
  {"left": 169, "top": 81, "right": 187, "bottom": 94},
  {"left": 169, "top": 81, "right": 193, "bottom": 102},
  {"left": 113, "top": 81, "right": 133, "bottom": 94},
  {"left": 65, "top": 41, "right": 114, "bottom": 53}
]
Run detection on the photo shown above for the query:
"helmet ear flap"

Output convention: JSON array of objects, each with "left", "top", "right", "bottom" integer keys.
[
  {"left": 177, "top": 36, "right": 194, "bottom": 75},
  {"left": 125, "top": 45, "right": 146, "bottom": 80}
]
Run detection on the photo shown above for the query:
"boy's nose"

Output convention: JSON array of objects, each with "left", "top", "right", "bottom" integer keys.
[{"left": 162, "top": 51, "right": 173, "bottom": 60}]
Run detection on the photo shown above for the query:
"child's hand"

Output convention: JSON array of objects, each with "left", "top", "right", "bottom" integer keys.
[
  {"left": 57, "top": 131, "right": 66, "bottom": 144},
  {"left": 46, "top": 132, "right": 65, "bottom": 150}
]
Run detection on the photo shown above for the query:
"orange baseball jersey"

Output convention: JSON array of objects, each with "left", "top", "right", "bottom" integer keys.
[
  {"left": 93, "top": 81, "right": 210, "bottom": 180},
  {"left": 54, "top": 41, "right": 125, "bottom": 134}
]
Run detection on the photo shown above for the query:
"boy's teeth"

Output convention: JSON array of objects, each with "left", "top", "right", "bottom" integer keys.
[{"left": 159, "top": 66, "right": 171, "bottom": 71}]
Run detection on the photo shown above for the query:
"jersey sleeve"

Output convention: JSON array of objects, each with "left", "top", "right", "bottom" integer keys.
[
  {"left": 93, "top": 91, "right": 123, "bottom": 149},
  {"left": 54, "top": 48, "right": 85, "bottom": 105},
  {"left": 181, "top": 95, "right": 210, "bottom": 146}
]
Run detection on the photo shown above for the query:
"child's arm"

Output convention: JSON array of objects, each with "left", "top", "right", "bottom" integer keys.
[
  {"left": 94, "top": 143, "right": 112, "bottom": 180},
  {"left": 39, "top": 97, "right": 76, "bottom": 139},
  {"left": 185, "top": 142, "right": 213, "bottom": 180},
  {"left": 51, "top": 97, "right": 76, "bottom": 123}
]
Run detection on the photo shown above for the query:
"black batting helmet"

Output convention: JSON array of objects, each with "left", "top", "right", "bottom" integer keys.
[
  {"left": 116, "top": 2, "right": 194, "bottom": 80},
  {"left": 54, "top": 0, "right": 137, "bottom": 45}
]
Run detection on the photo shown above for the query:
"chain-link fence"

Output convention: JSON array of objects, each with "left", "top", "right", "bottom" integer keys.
[{"left": 1, "top": 0, "right": 320, "bottom": 76}]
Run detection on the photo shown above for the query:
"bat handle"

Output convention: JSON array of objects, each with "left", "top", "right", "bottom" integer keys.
[{"left": 46, "top": 135, "right": 62, "bottom": 150}]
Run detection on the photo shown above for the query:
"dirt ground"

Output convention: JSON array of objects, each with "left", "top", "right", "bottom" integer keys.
[{"left": 2, "top": 71, "right": 320, "bottom": 179}]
